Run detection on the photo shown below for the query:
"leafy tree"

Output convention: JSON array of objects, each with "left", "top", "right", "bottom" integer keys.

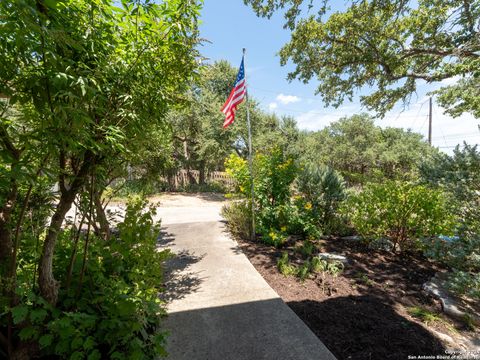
[
  {"left": 244, "top": 0, "right": 480, "bottom": 116},
  {"left": 165, "top": 60, "right": 301, "bottom": 185},
  {"left": 435, "top": 78, "right": 480, "bottom": 118},
  {"left": 300, "top": 114, "right": 436, "bottom": 184},
  {"left": 0, "top": 0, "right": 201, "bottom": 357}
]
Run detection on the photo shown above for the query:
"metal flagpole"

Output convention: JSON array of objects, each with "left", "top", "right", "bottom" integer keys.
[{"left": 243, "top": 48, "right": 255, "bottom": 241}]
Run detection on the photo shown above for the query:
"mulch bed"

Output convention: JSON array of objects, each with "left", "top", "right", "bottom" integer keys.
[{"left": 235, "top": 236, "right": 475, "bottom": 360}]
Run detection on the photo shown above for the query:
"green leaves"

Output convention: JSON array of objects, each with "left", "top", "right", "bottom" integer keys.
[
  {"left": 19, "top": 326, "right": 39, "bottom": 341},
  {"left": 300, "top": 114, "right": 436, "bottom": 184},
  {"left": 345, "top": 180, "right": 457, "bottom": 252},
  {"left": 11, "top": 304, "right": 29, "bottom": 324},
  {"left": 39, "top": 334, "right": 54, "bottom": 348},
  {"left": 30, "top": 308, "right": 48, "bottom": 323},
  {"left": 1, "top": 0, "right": 200, "bottom": 357},
  {"left": 245, "top": 0, "right": 480, "bottom": 115}
]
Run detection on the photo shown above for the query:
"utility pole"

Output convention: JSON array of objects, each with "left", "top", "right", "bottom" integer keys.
[{"left": 428, "top": 97, "right": 432, "bottom": 145}]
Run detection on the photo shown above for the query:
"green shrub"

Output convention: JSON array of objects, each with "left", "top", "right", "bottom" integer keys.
[
  {"left": 420, "top": 144, "right": 480, "bottom": 299},
  {"left": 277, "top": 252, "right": 296, "bottom": 276},
  {"left": 225, "top": 147, "right": 308, "bottom": 244},
  {"left": 445, "top": 270, "right": 480, "bottom": 300},
  {"left": 185, "top": 181, "right": 226, "bottom": 193},
  {"left": 263, "top": 228, "right": 288, "bottom": 247},
  {"left": 9, "top": 196, "right": 171, "bottom": 359},
  {"left": 296, "top": 239, "right": 315, "bottom": 258},
  {"left": 297, "top": 261, "right": 312, "bottom": 281},
  {"left": 345, "top": 180, "right": 457, "bottom": 252},
  {"left": 221, "top": 201, "right": 252, "bottom": 240},
  {"left": 296, "top": 164, "right": 347, "bottom": 234}
]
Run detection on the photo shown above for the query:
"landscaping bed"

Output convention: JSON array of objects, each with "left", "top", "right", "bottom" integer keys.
[{"left": 236, "top": 236, "right": 479, "bottom": 360}]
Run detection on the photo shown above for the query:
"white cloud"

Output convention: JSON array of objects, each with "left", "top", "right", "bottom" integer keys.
[
  {"left": 268, "top": 102, "right": 278, "bottom": 111},
  {"left": 276, "top": 93, "right": 301, "bottom": 105},
  {"left": 296, "top": 106, "right": 356, "bottom": 131}
]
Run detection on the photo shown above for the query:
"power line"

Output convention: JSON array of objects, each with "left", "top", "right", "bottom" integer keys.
[{"left": 432, "top": 132, "right": 480, "bottom": 140}]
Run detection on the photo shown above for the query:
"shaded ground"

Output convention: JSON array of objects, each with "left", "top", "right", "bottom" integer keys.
[
  {"left": 235, "top": 236, "right": 479, "bottom": 360},
  {"left": 156, "top": 194, "right": 336, "bottom": 360}
]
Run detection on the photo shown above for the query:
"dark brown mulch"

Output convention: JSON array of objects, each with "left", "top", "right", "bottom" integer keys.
[{"left": 234, "top": 236, "right": 462, "bottom": 360}]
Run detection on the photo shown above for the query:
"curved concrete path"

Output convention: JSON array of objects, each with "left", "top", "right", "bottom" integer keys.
[{"left": 157, "top": 193, "right": 336, "bottom": 360}]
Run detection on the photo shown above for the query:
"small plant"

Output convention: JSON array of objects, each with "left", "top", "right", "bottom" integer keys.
[
  {"left": 277, "top": 252, "right": 296, "bottom": 276},
  {"left": 296, "top": 240, "right": 315, "bottom": 258},
  {"left": 297, "top": 260, "right": 312, "bottom": 281},
  {"left": 462, "top": 313, "right": 477, "bottom": 331},
  {"left": 407, "top": 306, "right": 442, "bottom": 325},
  {"left": 311, "top": 257, "right": 328, "bottom": 273},
  {"left": 355, "top": 272, "right": 374, "bottom": 286},
  {"left": 325, "top": 260, "right": 344, "bottom": 278},
  {"left": 221, "top": 201, "right": 252, "bottom": 240}
]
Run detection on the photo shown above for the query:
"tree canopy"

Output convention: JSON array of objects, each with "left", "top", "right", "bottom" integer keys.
[
  {"left": 244, "top": 0, "right": 480, "bottom": 116},
  {"left": 300, "top": 114, "right": 437, "bottom": 183},
  {"left": 0, "top": 1, "right": 202, "bottom": 356}
]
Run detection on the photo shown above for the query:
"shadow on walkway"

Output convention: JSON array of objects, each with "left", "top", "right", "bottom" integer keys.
[
  {"left": 288, "top": 295, "right": 446, "bottom": 360},
  {"left": 165, "top": 298, "right": 335, "bottom": 360},
  {"left": 158, "top": 229, "right": 206, "bottom": 303}
]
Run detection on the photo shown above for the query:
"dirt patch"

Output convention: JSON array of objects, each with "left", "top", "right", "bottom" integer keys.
[{"left": 235, "top": 236, "right": 479, "bottom": 360}]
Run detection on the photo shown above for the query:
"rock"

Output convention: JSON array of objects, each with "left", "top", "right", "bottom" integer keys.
[
  {"left": 318, "top": 253, "right": 349, "bottom": 264},
  {"left": 368, "top": 237, "right": 394, "bottom": 251},
  {"left": 423, "top": 275, "right": 480, "bottom": 326},
  {"left": 430, "top": 329, "right": 456, "bottom": 345},
  {"left": 341, "top": 235, "right": 360, "bottom": 241}
]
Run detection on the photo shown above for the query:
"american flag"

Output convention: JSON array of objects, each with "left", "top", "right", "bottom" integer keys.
[{"left": 221, "top": 57, "right": 246, "bottom": 128}]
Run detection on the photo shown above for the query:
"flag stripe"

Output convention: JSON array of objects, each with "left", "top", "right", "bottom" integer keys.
[
  {"left": 221, "top": 81, "right": 245, "bottom": 113},
  {"left": 221, "top": 78, "right": 245, "bottom": 108},
  {"left": 220, "top": 57, "right": 246, "bottom": 128}
]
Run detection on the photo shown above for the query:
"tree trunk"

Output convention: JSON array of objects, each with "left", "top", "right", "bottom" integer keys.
[
  {"left": 0, "top": 180, "right": 17, "bottom": 273},
  {"left": 38, "top": 189, "right": 76, "bottom": 304},
  {"left": 199, "top": 161, "right": 206, "bottom": 185},
  {"left": 94, "top": 190, "right": 110, "bottom": 241},
  {"left": 38, "top": 153, "right": 93, "bottom": 305}
]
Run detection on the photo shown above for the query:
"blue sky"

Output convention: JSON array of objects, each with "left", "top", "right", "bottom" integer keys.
[{"left": 199, "top": 1, "right": 480, "bottom": 153}]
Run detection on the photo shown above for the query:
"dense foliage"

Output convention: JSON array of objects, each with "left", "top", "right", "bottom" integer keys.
[
  {"left": 345, "top": 180, "right": 457, "bottom": 252},
  {"left": 122, "top": 60, "right": 302, "bottom": 191},
  {"left": 12, "top": 197, "right": 168, "bottom": 359},
  {"left": 245, "top": 0, "right": 480, "bottom": 117},
  {"left": 300, "top": 114, "right": 437, "bottom": 184},
  {"left": 0, "top": 0, "right": 201, "bottom": 357},
  {"left": 421, "top": 144, "right": 480, "bottom": 298},
  {"left": 295, "top": 165, "right": 346, "bottom": 234},
  {"left": 225, "top": 147, "right": 349, "bottom": 246}
]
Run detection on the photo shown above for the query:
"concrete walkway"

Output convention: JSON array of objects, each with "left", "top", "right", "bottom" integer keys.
[{"left": 157, "top": 194, "right": 336, "bottom": 360}]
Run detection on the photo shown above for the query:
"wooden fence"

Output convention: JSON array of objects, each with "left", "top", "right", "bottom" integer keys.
[{"left": 163, "top": 169, "right": 234, "bottom": 190}]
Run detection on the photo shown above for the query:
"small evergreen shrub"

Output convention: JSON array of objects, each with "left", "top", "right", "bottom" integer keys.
[{"left": 296, "top": 164, "right": 347, "bottom": 234}]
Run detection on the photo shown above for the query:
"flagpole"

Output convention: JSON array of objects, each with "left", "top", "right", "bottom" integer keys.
[{"left": 243, "top": 48, "right": 255, "bottom": 241}]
